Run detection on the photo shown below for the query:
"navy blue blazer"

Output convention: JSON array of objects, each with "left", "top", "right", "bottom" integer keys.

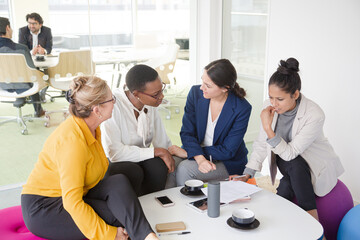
[
  {"left": 180, "top": 85, "right": 252, "bottom": 175},
  {"left": 18, "top": 26, "right": 53, "bottom": 54}
]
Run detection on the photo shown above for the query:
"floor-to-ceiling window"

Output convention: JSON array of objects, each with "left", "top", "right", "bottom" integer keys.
[
  {"left": 48, "top": 0, "right": 133, "bottom": 49},
  {"left": 222, "top": 0, "right": 269, "bottom": 143},
  {"left": 0, "top": 0, "right": 9, "bottom": 18},
  {"left": 0, "top": 0, "right": 190, "bottom": 191}
]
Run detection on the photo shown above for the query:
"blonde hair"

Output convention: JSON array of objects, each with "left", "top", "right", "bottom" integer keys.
[{"left": 67, "top": 76, "right": 109, "bottom": 118}]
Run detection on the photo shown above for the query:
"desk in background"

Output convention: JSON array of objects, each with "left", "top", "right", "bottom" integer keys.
[
  {"left": 139, "top": 186, "right": 323, "bottom": 240},
  {"left": 33, "top": 47, "right": 163, "bottom": 89}
]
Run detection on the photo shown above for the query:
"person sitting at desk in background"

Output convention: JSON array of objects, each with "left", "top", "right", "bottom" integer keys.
[
  {"left": 21, "top": 76, "right": 159, "bottom": 240},
  {"left": 230, "top": 57, "right": 344, "bottom": 224},
  {"left": 170, "top": 59, "right": 252, "bottom": 186},
  {"left": 0, "top": 17, "right": 45, "bottom": 117},
  {"left": 101, "top": 64, "right": 182, "bottom": 196},
  {"left": 18, "top": 12, "right": 52, "bottom": 55}
]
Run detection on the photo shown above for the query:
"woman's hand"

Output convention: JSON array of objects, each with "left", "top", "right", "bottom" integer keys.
[
  {"left": 168, "top": 145, "right": 188, "bottom": 159},
  {"left": 260, "top": 106, "right": 276, "bottom": 139},
  {"left": 228, "top": 174, "right": 250, "bottom": 182},
  {"left": 154, "top": 148, "right": 175, "bottom": 173},
  {"left": 194, "top": 155, "right": 216, "bottom": 173},
  {"left": 115, "top": 227, "right": 128, "bottom": 240}
]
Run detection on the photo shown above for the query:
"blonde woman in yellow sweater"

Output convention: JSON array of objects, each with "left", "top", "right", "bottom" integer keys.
[{"left": 21, "top": 76, "right": 158, "bottom": 240}]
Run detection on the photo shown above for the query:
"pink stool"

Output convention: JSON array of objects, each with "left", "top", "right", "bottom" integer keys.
[
  {"left": 293, "top": 179, "right": 353, "bottom": 240},
  {"left": 0, "top": 205, "right": 47, "bottom": 240}
]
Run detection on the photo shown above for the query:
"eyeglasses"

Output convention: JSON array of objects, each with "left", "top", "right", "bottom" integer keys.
[
  {"left": 99, "top": 95, "right": 116, "bottom": 105},
  {"left": 139, "top": 82, "right": 166, "bottom": 100}
]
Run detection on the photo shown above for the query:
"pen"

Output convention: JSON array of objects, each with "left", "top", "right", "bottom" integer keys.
[
  {"left": 158, "top": 231, "right": 191, "bottom": 236},
  {"left": 225, "top": 174, "right": 247, "bottom": 181},
  {"left": 209, "top": 155, "right": 212, "bottom": 163}
]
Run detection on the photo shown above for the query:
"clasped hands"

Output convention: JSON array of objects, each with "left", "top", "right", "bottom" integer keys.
[{"left": 32, "top": 45, "right": 46, "bottom": 55}]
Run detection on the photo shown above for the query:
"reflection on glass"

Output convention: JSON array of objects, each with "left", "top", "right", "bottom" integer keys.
[
  {"left": 0, "top": 0, "right": 9, "bottom": 18},
  {"left": 48, "top": 0, "right": 133, "bottom": 49},
  {"left": 230, "top": 14, "right": 267, "bottom": 78},
  {"left": 226, "top": 0, "right": 268, "bottom": 79},
  {"left": 231, "top": 0, "right": 268, "bottom": 14},
  {"left": 47, "top": 0, "right": 190, "bottom": 50},
  {"left": 137, "top": 0, "right": 190, "bottom": 45},
  {"left": 222, "top": 0, "right": 269, "bottom": 145}
]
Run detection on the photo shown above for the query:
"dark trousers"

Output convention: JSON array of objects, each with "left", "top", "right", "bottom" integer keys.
[
  {"left": 21, "top": 174, "right": 153, "bottom": 240},
  {"left": 0, "top": 82, "right": 43, "bottom": 114},
  {"left": 276, "top": 155, "right": 317, "bottom": 211},
  {"left": 106, "top": 157, "right": 168, "bottom": 196}
]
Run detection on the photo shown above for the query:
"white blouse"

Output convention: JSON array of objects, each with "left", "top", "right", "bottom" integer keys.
[
  {"left": 201, "top": 104, "right": 220, "bottom": 147},
  {"left": 101, "top": 88, "right": 172, "bottom": 163}
]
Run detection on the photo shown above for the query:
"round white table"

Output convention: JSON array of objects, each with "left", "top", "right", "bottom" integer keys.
[
  {"left": 139, "top": 186, "right": 323, "bottom": 240},
  {"left": 33, "top": 55, "right": 59, "bottom": 69}
]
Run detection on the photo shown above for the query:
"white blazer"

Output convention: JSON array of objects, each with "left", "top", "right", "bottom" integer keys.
[{"left": 246, "top": 95, "right": 344, "bottom": 196}]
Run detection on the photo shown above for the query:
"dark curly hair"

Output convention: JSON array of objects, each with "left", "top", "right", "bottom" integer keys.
[{"left": 26, "top": 13, "right": 43, "bottom": 25}]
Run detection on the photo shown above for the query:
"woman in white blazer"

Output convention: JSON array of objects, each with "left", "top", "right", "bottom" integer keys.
[{"left": 230, "top": 58, "right": 344, "bottom": 222}]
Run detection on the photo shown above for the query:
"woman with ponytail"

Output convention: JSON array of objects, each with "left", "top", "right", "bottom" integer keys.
[
  {"left": 170, "top": 59, "right": 252, "bottom": 186},
  {"left": 230, "top": 58, "right": 344, "bottom": 224},
  {"left": 21, "top": 76, "right": 159, "bottom": 240}
]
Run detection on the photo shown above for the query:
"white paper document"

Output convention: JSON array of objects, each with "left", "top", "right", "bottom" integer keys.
[{"left": 201, "top": 181, "right": 262, "bottom": 204}]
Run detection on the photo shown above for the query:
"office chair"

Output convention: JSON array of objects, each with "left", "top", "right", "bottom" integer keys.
[
  {"left": 143, "top": 43, "right": 180, "bottom": 119},
  {"left": 46, "top": 50, "right": 95, "bottom": 101},
  {"left": 0, "top": 54, "right": 49, "bottom": 135}
]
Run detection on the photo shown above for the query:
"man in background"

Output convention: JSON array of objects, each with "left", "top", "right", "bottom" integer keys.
[
  {"left": 18, "top": 12, "right": 52, "bottom": 55},
  {"left": 0, "top": 17, "right": 45, "bottom": 117}
]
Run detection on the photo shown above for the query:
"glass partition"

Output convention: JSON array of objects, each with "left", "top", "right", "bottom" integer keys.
[
  {"left": 222, "top": 0, "right": 269, "bottom": 143},
  {"left": 0, "top": 0, "right": 190, "bottom": 189},
  {"left": 48, "top": 0, "right": 133, "bottom": 50},
  {"left": 0, "top": 0, "right": 9, "bottom": 18}
]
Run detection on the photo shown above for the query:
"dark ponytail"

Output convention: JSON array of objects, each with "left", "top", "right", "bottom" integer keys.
[
  {"left": 232, "top": 82, "right": 246, "bottom": 98},
  {"left": 269, "top": 57, "right": 301, "bottom": 95},
  {"left": 205, "top": 59, "right": 246, "bottom": 99}
]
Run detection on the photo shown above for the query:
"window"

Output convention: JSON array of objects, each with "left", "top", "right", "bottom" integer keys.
[
  {"left": 0, "top": 0, "right": 9, "bottom": 18},
  {"left": 47, "top": 0, "right": 190, "bottom": 50},
  {"left": 48, "top": 0, "right": 133, "bottom": 49},
  {"left": 137, "top": 0, "right": 190, "bottom": 44},
  {"left": 222, "top": 0, "right": 269, "bottom": 143}
]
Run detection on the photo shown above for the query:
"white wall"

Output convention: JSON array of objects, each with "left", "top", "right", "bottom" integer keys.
[
  {"left": 9, "top": 0, "right": 49, "bottom": 42},
  {"left": 266, "top": 0, "right": 360, "bottom": 203}
]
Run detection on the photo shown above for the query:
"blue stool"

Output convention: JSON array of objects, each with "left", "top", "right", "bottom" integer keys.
[{"left": 337, "top": 204, "right": 360, "bottom": 240}]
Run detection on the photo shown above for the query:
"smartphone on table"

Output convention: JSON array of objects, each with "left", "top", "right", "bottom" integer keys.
[{"left": 155, "top": 196, "right": 175, "bottom": 207}]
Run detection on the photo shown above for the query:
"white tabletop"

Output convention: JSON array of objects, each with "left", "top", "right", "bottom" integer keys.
[
  {"left": 139, "top": 186, "right": 323, "bottom": 240},
  {"left": 33, "top": 55, "right": 59, "bottom": 68}
]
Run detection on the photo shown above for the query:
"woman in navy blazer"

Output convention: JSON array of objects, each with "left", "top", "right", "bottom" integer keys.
[{"left": 170, "top": 59, "right": 252, "bottom": 186}]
